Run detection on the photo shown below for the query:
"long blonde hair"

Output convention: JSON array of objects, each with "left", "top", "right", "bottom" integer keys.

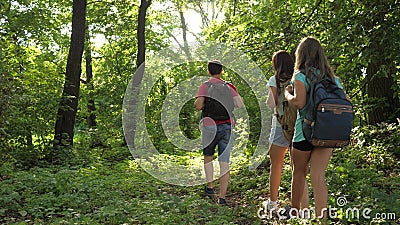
[{"left": 294, "top": 37, "right": 335, "bottom": 81}]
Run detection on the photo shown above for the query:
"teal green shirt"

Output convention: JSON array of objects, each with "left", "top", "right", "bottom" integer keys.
[{"left": 292, "top": 71, "right": 343, "bottom": 142}]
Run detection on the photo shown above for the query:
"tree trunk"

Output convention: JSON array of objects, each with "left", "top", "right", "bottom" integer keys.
[
  {"left": 176, "top": 1, "right": 191, "bottom": 60},
  {"left": 136, "top": 0, "right": 151, "bottom": 68},
  {"left": 53, "top": 0, "right": 87, "bottom": 148},
  {"left": 367, "top": 62, "right": 399, "bottom": 124},
  {"left": 125, "top": 0, "right": 151, "bottom": 149},
  {"left": 364, "top": 1, "right": 400, "bottom": 125},
  {"left": 85, "top": 28, "right": 97, "bottom": 128}
]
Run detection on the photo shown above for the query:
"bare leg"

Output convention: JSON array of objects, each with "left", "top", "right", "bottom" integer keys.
[
  {"left": 290, "top": 147, "right": 310, "bottom": 213},
  {"left": 291, "top": 148, "right": 311, "bottom": 213},
  {"left": 219, "top": 161, "right": 230, "bottom": 198},
  {"left": 300, "top": 170, "right": 310, "bottom": 209},
  {"left": 204, "top": 155, "right": 214, "bottom": 188},
  {"left": 301, "top": 182, "right": 309, "bottom": 208},
  {"left": 309, "top": 147, "right": 333, "bottom": 219},
  {"left": 269, "top": 144, "right": 288, "bottom": 202}
]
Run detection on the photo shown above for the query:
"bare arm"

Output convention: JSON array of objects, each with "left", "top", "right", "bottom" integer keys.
[
  {"left": 266, "top": 86, "right": 277, "bottom": 109},
  {"left": 194, "top": 97, "right": 205, "bottom": 110},
  {"left": 233, "top": 95, "right": 244, "bottom": 108},
  {"left": 285, "top": 80, "right": 307, "bottom": 109}
]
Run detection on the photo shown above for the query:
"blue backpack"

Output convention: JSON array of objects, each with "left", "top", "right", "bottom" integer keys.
[{"left": 302, "top": 75, "right": 354, "bottom": 147}]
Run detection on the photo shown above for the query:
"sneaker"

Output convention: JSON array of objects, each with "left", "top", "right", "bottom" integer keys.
[
  {"left": 299, "top": 209, "right": 311, "bottom": 219},
  {"left": 282, "top": 205, "right": 292, "bottom": 219},
  {"left": 204, "top": 186, "right": 215, "bottom": 195},
  {"left": 262, "top": 199, "right": 278, "bottom": 211},
  {"left": 217, "top": 197, "right": 227, "bottom": 205}
]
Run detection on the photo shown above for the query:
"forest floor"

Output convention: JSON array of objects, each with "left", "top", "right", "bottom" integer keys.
[{"left": 1, "top": 123, "right": 400, "bottom": 224}]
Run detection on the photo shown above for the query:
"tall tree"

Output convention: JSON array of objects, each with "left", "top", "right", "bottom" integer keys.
[
  {"left": 125, "top": 0, "right": 151, "bottom": 149},
  {"left": 84, "top": 27, "right": 97, "bottom": 129},
  {"left": 363, "top": 2, "right": 400, "bottom": 124},
  {"left": 136, "top": 0, "right": 152, "bottom": 68},
  {"left": 53, "top": 0, "right": 87, "bottom": 149},
  {"left": 1, "top": 0, "right": 70, "bottom": 165},
  {"left": 174, "top": 0, "right": 191, "bottom": 60}
]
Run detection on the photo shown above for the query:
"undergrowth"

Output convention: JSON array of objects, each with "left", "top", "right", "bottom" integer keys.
[{"left": 0, "top": 122, "right": 399, "bottom": 224}]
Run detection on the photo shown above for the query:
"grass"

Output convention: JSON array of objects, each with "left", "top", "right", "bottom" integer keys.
[
  {"left": 0, "top": 159, "right": 262, "bottom": 224},
  {"left": 1, "top": 155, "right": 399, "bottom": 224},
  {"left": 1, "top": 123, "right": 400, "bottom": 224}
]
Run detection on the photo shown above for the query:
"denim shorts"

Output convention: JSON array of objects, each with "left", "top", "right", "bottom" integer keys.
[
  {"left": 202, "top": 123, "right": 232, "bottom": 162},
  {"left": 269, "top": 126, "right": 290, "bottom": 147}
]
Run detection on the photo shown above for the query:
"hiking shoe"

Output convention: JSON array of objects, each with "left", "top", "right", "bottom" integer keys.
[
  {"left": 204, "top": 186, "right": 216, "bottom": 195},
  {"left": 299, "top": 209, "right": 311, "bottom": 219},
  {"left": 281, "top": 205, "right": 292, "bottom": 219},
  {"left": 262, "top": 199, "right": 278, "bottom": 211},
  {"left": 218, "top": 197, "right": 227, "bottom": 205}
]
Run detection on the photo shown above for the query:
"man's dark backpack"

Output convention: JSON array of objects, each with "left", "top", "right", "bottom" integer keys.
[
  {"left": 202, "top": 81, "right": 235, "bottom": 121},
  {"left": 302, "top": 75, "right": 354, "bottom": 148}
]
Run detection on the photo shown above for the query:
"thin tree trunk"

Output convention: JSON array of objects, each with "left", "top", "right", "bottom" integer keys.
[
  {"left": 174, "top": 1, "right": 192, "bottom": 138},
  {"left": 192, "top": 0, "right": 210, "bottom": 27},
  {"left": 177, "top": 3, "right": 191, "bottom": 60},
  {"left": 136, "top": 0, "right": 151, "bottom": 68},
  {"left": 84, "top": 28, "right": 104, "bottom": 148},
  {"left": 53, "top": 0, "right": 87, "bottom": 149},
  {"left": 85, "top": 28, "right": 97, "bottom": 128},
  {"left": 125, "top": 0, "right": 151, "bottom": 149}
]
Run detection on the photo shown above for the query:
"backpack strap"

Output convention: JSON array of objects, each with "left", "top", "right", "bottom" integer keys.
[
  {"left": 201, "top": 82, "right": 211, "bottom": 118},
  {"left": 302, "top": 69, "right": 318, "bottom": 123},
  {"left": 204, "top": 80, "right": 231, "bottom": 87},
  {"left": 204, "top": 81, "right": 212, "bottom": 88},
  {"left": 275, "top": 80, "right": 290, "bottom": 118}
]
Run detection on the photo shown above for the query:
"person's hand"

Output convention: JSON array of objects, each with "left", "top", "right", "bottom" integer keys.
[{"left": 285, "top": 84, "right": 294, "bottom": 95}]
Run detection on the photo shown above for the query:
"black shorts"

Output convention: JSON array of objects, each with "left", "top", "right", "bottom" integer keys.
[{"left": 293, "top": 140, "right": 313, "bottom": 151}]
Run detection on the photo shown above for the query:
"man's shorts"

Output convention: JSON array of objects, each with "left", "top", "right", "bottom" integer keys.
[
  {"left": 202, "top": 123, "right": 232, "bottom": 162},
  {"left": 269, "top": 126, "right": 290, "bottom": 147}
]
